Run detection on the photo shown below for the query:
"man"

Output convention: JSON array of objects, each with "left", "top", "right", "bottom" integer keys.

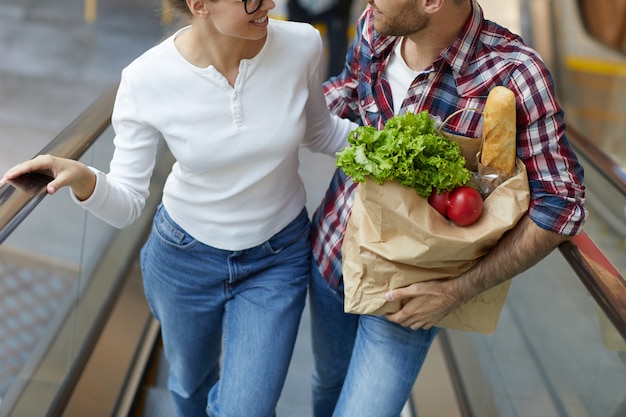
[{"left": 309, "top": 0, "right": 587, "bottom": 416}]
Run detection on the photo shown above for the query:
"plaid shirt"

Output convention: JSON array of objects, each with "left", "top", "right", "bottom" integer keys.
[{"left": 311, "top": 1, "right": 586, "bottom": 291}]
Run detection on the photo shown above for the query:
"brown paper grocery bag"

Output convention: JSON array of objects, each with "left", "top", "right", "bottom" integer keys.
[{"left": 342, "top": 159, "right": 530, "bottom": 334}]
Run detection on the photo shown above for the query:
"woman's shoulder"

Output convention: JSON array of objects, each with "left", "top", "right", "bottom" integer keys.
[
  {"left": 266, "top": 18, "right": 323, "bottom": 62},
  {"left": 123, "top": 28, "right": 183, "bottom": 73}
]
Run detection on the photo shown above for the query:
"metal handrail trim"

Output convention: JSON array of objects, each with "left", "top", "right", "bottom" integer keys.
[{"left": 559, "top": 231, "right": 626, "bottom": 340}]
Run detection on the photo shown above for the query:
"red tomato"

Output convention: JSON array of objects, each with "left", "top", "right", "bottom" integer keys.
[
  {"left": 447, "top": 186, "right": 484, "bottom": 226},
  {"left": 428, "top": 189, "right": 451, "bottom": 218}
]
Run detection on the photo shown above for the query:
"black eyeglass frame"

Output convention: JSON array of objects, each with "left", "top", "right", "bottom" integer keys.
[{"left": 242, "top": 0, "right": 262, "bottom": 14}]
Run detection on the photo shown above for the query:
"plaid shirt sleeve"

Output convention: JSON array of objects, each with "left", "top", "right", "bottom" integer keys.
[{"left": 508, "top": 58, "right": 586, "bottom": 235}]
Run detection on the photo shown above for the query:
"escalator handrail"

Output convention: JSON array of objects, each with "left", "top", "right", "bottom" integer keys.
[
  {"left": 559, "top": 231, "right": 626, "bottom": 340},
  {"left": 439, "top": 230, "right": 626, "bottom": 417},
  {"left": 561, "top": 124, "right": 626, "bottom": 340},
  {"left": 0, "top": 82, "right": 119, "bottom": 244}
]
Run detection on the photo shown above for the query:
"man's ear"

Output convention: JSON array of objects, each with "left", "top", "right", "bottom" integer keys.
[
  {"left": 187, "top": 0, "right": 210, "bottom": 16},
  {"left": 422, "top": 0, "right": 444, "bottom": 13}
]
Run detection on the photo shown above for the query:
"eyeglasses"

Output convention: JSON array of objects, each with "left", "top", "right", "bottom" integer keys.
[{"left": 242, "top": 0, "right": 262, "bottom": 14}]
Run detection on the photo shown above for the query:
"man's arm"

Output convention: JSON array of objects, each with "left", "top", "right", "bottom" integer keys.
[{"left": 384, "top": 215, "right": 570, "bottom": 329}]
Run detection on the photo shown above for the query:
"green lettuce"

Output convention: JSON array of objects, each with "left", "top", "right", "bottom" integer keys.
[{"left": 337, "top": 111, "right": 471, "bottom": 199}]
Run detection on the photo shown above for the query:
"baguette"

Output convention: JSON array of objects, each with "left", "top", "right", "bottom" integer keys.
[{"left": 480, "top": 86, "right": 517, "bottom": 176}]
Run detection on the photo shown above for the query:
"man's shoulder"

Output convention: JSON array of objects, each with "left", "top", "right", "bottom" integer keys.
[
  {"left": 459, "top": 19, "right": 550, "bottom": 93},
  {"left": 477, "top": 20, "right": 542, "bottom": 64}
]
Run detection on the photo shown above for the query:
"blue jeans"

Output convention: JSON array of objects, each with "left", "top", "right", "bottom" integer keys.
[
  {"left": 140, "top": 205, "right": 311, "bottom": 417},
  {"left": 309, "top": 263, "right": 440, "bottom": 417}
]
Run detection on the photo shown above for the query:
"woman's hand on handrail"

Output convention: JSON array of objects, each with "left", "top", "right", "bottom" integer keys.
[{"left": 1, "top": 154, "right": 96, "bottom": 201}]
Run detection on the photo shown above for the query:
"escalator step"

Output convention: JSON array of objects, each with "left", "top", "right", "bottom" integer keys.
[
  {"left": 141, "top": 387, "right": 177, "bottom": 417},
  {"left": 140, "top": 387, "right": 313, "bottom": 417}
]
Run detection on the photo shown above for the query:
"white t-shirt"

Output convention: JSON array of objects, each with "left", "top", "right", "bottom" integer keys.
[
  {"left": 386, "top": 38, "right": 420, "bottom": 114},
  {"left": 76, "top": 20, "right": 356, "bottom": 250}
]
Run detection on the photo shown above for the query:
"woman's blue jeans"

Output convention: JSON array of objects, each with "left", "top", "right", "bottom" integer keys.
[
  {"left": 309, "top": 263, "right": 440, "bottom": 417},
  {"left": 140, "top": 205, "right": 310, "bottom": 417}
]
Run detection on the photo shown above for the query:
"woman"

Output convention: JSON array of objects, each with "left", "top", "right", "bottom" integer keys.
[{"left": 1, "top": 0, "right": 356, "bottom": 415}]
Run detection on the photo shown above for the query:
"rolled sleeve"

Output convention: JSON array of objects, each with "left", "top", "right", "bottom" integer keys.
[{"left": 512, "top": 59, "right": 587, "bottom": 236}]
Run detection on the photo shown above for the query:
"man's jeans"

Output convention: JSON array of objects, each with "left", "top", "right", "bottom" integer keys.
[
  {"left": 141, "top": 205, "right": 310, "bottom": 417},
  {"left": 309, "top": 262, "right": 439, "bottom": 417}
]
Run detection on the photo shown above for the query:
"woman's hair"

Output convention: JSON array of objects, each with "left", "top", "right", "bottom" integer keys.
[{"left": 167, "top": 0, "right": 193, "bottom": 16}]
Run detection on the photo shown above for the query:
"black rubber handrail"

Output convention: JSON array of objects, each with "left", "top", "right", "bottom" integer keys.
[{"left": 0, "top": 82, "right": 119, "bottom": 243}]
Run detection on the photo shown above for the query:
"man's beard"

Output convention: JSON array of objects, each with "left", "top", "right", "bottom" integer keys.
[{"left": 373, "top": 6, "right": 430, "bottom": 37}]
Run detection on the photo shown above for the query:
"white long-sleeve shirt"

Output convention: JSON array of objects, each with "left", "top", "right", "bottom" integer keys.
[{"left": 76, "top": 20, "right": 356, "bottom": 250}]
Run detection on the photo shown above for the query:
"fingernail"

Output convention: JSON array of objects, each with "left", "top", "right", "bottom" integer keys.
[
  {"left": 384, "top": 291, "right": 394, "bottom": 301},
  {"left": 47, "top": 185, "right": 56, "bottom": 194}
]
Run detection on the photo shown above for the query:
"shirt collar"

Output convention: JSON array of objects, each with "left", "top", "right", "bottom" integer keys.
[{"left": 440, "top": 0, "right": 484, "bottom": 75}]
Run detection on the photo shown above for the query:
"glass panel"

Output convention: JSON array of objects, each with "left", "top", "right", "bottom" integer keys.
[
  {"left": 0, "top": 127, "right": 118, "bottom": 416},
  {"left": 446, "top": 249, "right": 626, "bottom": 417}
]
